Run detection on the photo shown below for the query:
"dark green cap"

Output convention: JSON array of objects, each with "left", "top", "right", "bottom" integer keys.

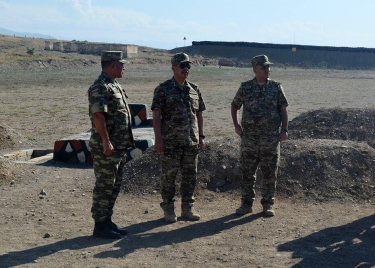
[
  {"left": 101, "top": 51, "right": 128, "bottom": 63},
  {"left": 251, "top": 54, "right": 273, "bottom": 67},
  {"left": 171, "top": 52, "right": 191, "bottom": 65}
]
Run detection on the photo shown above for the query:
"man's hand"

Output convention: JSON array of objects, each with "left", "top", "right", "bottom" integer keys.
[
  {"left": 279, "top": 130, "right": 288, "bottom": 142},
  {"left": 234, "top": 124, "right": 243, "bottom": 136},
  {"left": 92, "top": 112, "right": 114, "bottom": 155},
  {"left": 102, "top": 140, "right": 114, "bottom": 155},
  {"left": 198, "top": 138, "right": 205, "bottom": 151},
  {"left": 152, "top": 110, "right": 164, "bottom": 153}
]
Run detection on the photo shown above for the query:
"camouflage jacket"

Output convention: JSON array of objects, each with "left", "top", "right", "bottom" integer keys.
[
  {"left": 151, "top": 77, "right": 206, "bottom": 147},
  {"left": 88, "top": 72, "right": 134, "bottom": 150},
  {"left": 231, "top": 78, "right": 288, "bottom": 135}
]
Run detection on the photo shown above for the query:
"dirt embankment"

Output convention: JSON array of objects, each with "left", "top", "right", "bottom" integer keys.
[
  {"left": 120, "top": 108, "right": 375, "bottom": 202},
  {"left": 2, "top": 108, "right": 374, "bottom": 202}
]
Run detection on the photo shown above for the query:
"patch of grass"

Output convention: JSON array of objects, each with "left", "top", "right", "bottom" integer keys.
[{"left": 1, "top": 35, "right": 375, "bottom": 147}]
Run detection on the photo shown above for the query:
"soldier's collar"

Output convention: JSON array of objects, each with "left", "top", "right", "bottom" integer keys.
[{"left": 172, "top": 77, "right": 188, "bottom": 87}]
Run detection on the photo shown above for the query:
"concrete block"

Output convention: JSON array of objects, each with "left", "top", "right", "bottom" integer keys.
[{"left": 53, "top": 103, "right": 154, "bottom": 164}]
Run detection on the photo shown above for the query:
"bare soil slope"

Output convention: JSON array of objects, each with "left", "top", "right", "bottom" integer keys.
[
  {"left": 121, "top": 108, "right": 375, "bottom": 203},
  {"left": 289, "top": 108, "right": 375, "bottom": 148}
]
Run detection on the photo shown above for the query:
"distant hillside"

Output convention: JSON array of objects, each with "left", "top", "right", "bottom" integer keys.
[
  {"left": 0, "top": 35, "right": 50, "bottom": 51},
  {"left": 0, "top": 27, "right": 53, "bottom": 39},
  {"left": 0, "top": 35, "right": 172, "bottom": 66}
]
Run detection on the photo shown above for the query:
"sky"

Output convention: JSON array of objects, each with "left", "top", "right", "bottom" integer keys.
[{"left": 1, "top": 0, "right": 375, "bottom": 50}]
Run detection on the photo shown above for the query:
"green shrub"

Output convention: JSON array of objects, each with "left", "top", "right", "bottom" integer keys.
[{"left": 26, "top": 47, "right": 35, "bottom": 55}]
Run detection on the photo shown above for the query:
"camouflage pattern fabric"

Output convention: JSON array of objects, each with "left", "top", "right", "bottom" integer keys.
[
  {"left": 240, "top": 135, "right": 280, "bottom": 205},
  {"left": 151, "top": 77, "right": 206, "bottom": 147},
  {"left": 88, "top": 71, "right": 134, "bottom": 151},
  {"left": 160, "top": 145, "right": 198, "bottom": 205},
  {"left": 231, "top": 78, "right": 288, "bottom": 135},
  {"left": 88, "top": 72, "right": 134, "bottom": 222},
  {"left": 171, "top": 52, "right": 191, "bottom": 65},
  {"left": 231, "top": 78, "right": 288, "bottom": 204},
  {"left": 251, "top": 54, "right": 273, "bottom": 67},
  {"left": 90, "top": 149, "right": 127, "bottom": 222},
  {"left": 101, "top": 51, "right": 128, "bottom": 63}
]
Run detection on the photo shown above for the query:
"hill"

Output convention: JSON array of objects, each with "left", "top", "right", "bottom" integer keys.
[
  {"left": 0, "top": 27, "right": 52, "bottom": 39},
  {"left": 0, "top": 35, "right": 172, "bottom": 67},
  {"left": 4, "top": 34, "right": 375, "bottom": 69}
]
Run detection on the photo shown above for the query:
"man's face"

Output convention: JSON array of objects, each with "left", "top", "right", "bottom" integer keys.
[
  {"left": 253, "top": 65, "right": 270, "bottom": 82},
  {"left": 113, "top": 62, "right": 125, "bottom": 78},
  {"left": 172, "top": 62, "right": 190, "bottom": 81}
]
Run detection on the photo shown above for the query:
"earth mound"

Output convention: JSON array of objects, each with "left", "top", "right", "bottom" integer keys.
[
  {"left": 289, "top": 108, "right": 375, "bottom": 148},
  {"left": 1, "top": 108, "right": 374, "bottom": 202},
  {"left": 0, "top": 124, "right": 26, "bottom": 182},
  {"left": 279, "top": 139, "right": 375, "bottom": 202},
  {"left": 122, "top": 138, "right": 242, "bottom": 195},
  {"left": 0, "top": 124, "right": 29, "bottom": 151},
  {"left": 0, "top": 125, "right": 15, "bottom": 150},
  {"left": 0, "top": 158, "right": 16, "bottom": 183},
  {"left": 122, "top": 108, "right": 375, "bottom": 202}
]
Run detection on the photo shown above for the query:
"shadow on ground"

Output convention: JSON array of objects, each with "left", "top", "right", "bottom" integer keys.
[
  {"left": 278, "top": 214, "right": 375, "bottom": 268},
  {"left": 96, "top": 212, "right": 263, "bottom": 259},
  {"left": 0, "top": 212, "right": 262, "bottom": 266}
]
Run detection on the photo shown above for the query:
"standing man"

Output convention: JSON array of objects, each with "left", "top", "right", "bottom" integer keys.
[
  {"left": 151, "top": 52, "right": 206, "bottom": 223},
  {"left": 88, "top": 51, "right": 134, "bottom": 239},
  {"left": 231, "top": 54, "right": 289, "bottom": 217}
]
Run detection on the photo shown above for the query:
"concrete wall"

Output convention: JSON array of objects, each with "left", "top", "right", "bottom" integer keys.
[
  {"left": 63, "top": 41, "right": 79, "bottom": 52},
  {"left": 125, "top": 45, "right": 138, "bottom": 58},
  {"left": 173, "top": 41, "right": 375, "bottom": 69},
  {"left": 45, "top": 41, "right": 53, "bottom": 50},
  {"left": 45, "top": 41, "right": 138, "bottom": 58},
  {"left": 52, "top": 42, "right": 63, "bottom": 51}
]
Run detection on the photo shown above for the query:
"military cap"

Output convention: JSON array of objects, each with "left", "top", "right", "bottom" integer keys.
[
  {"left": 171, "top": 52, "right": 192, "bottom": 65},
  {"left": 101, "top": 51, "right": 128, "bottom": 63},
  {"left": 251, "top": 54, "right": 273, "bottom": 67}
]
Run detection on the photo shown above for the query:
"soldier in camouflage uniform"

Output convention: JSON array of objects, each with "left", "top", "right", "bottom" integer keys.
[
  {"left": 231, "top": 54, "right": 289, "bottom": 217},
  {"left": 88, "top": 51, "right": 134, "bottom": 239},
  {"left": 151, "top": 52, "right": 206, "bottom": 223}
]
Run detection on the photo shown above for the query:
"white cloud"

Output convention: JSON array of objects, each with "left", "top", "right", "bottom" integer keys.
[{"left": 0, "top": 1, "right": 9, "bottom": 9}]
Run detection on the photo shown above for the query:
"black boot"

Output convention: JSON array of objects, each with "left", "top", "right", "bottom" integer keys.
[
  {"left": 93, "top": 221, "right": 121, "bottom": 239},
  {"left": 105, "top": 218, "right": 128, "bottom": 236}
]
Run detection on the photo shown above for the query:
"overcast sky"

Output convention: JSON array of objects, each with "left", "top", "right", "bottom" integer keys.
[{"left": 1, "top": 0, "right": 374, "bottom": 49}]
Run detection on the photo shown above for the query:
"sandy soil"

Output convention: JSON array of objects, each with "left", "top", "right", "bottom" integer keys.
[
  {"left": 1, "top": 45, "right": 375, "bottom": 267},
  {"left": 0, "top": 160, "right": 374, "bottom": 268}
]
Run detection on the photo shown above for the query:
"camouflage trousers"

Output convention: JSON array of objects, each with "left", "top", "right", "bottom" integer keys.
[
  {"left": 90, "top": 148, "right": 127, "bottom": 222},
  {"left": 160, "top": 145, "right": 199, "bottom": 205},
  {"left": 240, "top": 135, "right": 280, "bottom": 205}
]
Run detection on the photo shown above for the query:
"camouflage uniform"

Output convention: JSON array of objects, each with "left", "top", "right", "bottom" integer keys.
[
  {"left": 151, "top": 77, "right": 206, "bottom": 207},
  {"left": 88, "top": 71, "right": 134, "bottom": 222},
  {"left": 231, "top": 77, "right": 288, "bottom": 206}
]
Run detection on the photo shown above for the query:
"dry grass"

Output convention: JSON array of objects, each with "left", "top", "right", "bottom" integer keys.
[
  {"left": 0, "top": 35, "right": 172, "bottom": 64},
  {"left": 1, "top": 60, "right": 375, "bottom": 150},
  {"left": 1, "top": 33, "right": 375, "bottom": 149}
]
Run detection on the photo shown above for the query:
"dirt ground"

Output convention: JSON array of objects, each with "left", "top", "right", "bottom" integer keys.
[{"left": 1, "top": 40, "right": 375, "bottom": 267}]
